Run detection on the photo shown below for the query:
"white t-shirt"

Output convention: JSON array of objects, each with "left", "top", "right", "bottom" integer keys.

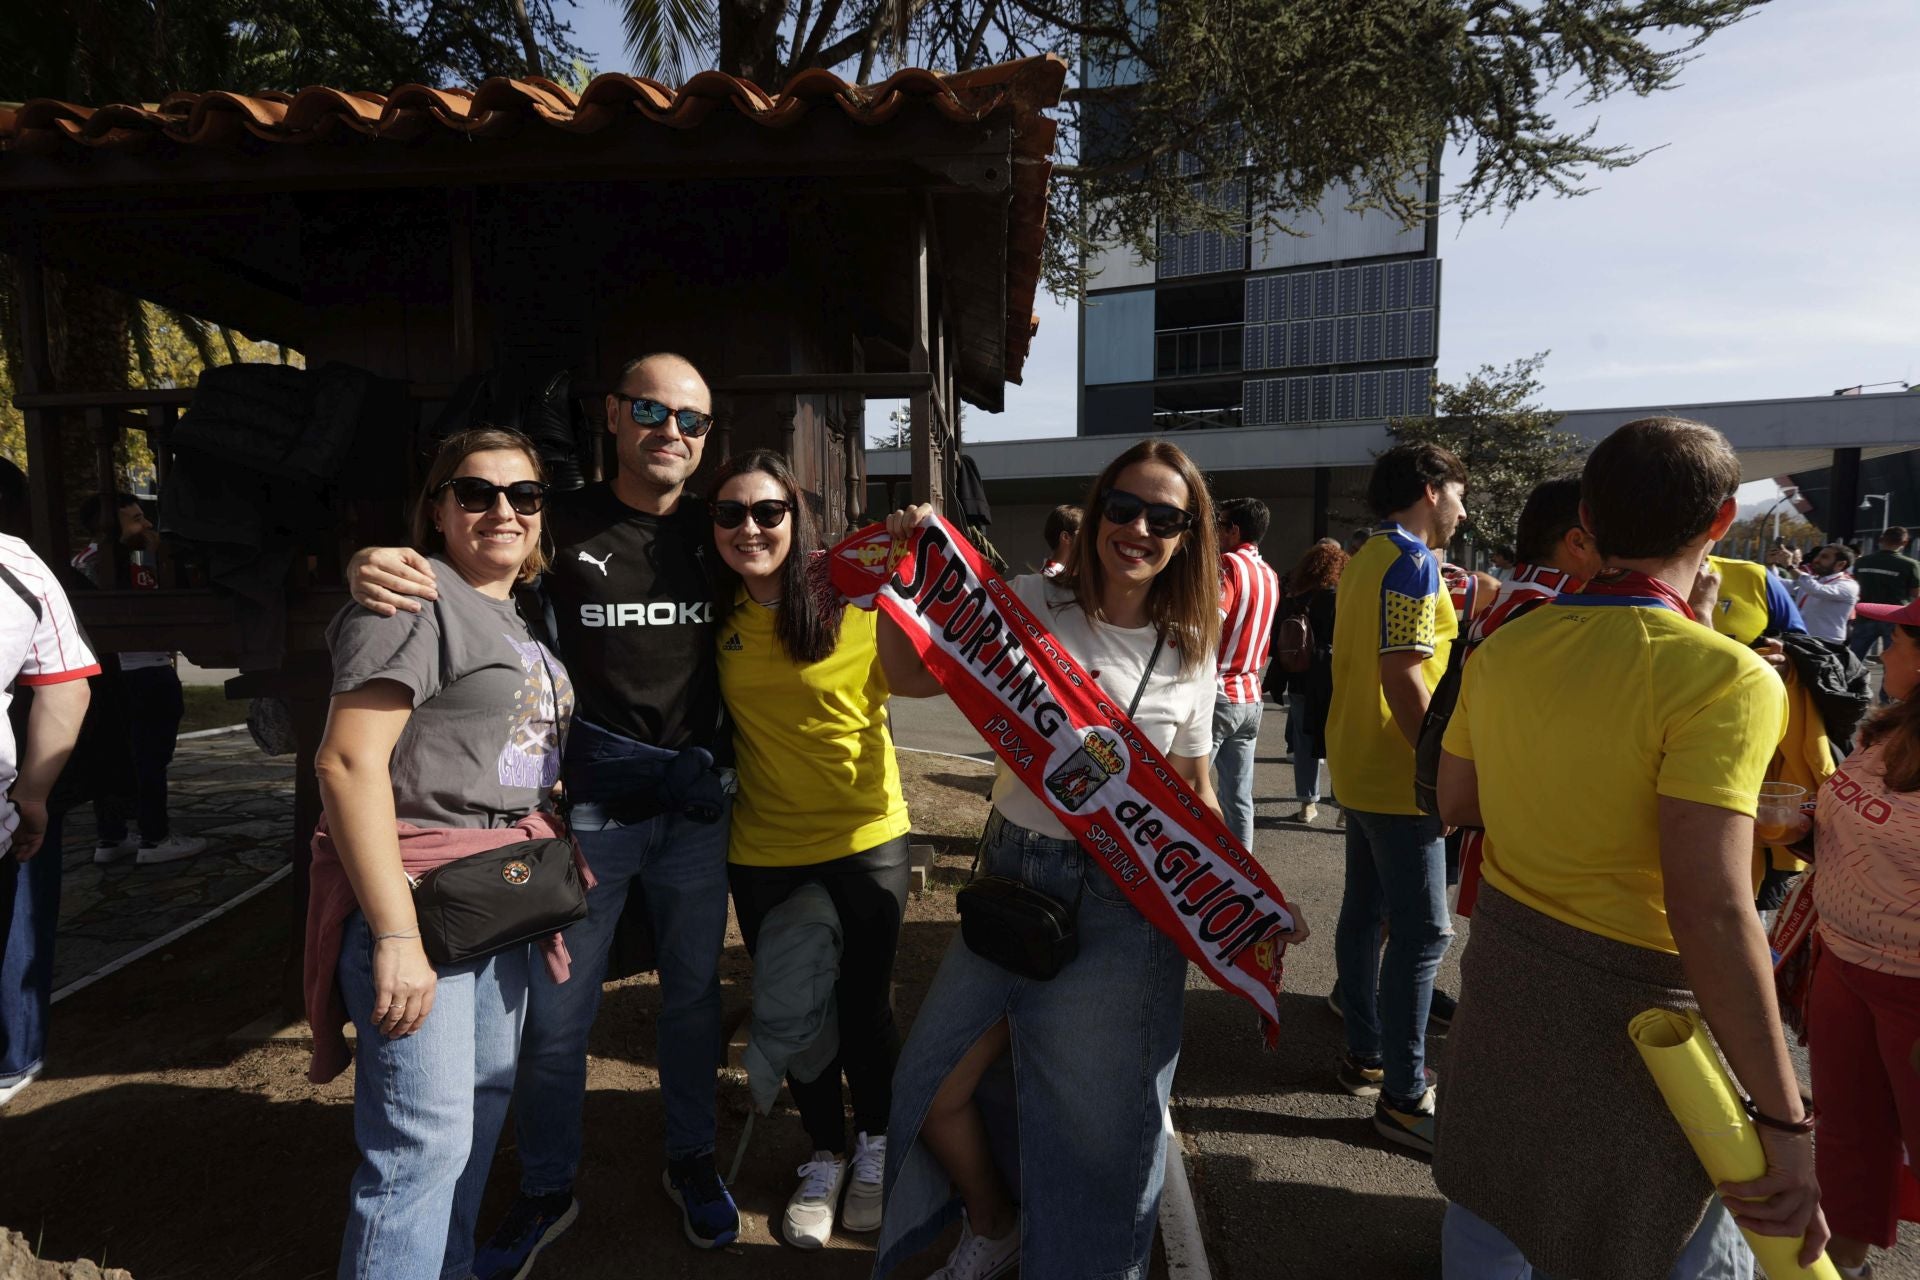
[
  {"left": 0, "top": 535, "right": 101, "bottom": 853},
  {"left": 988, "top": 574, "right": 1218, "bottom": 840}
]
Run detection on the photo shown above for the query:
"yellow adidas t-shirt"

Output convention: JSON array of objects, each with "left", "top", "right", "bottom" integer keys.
[
  {"left": 1326, "top": 524, "right": 1458, "bottom": 816},
  {"left": 717, "top": 596, "right": 910, "bottom": 867},
  {"left": 1443, "top": 598, "right": 1787, "bottom": 953}
]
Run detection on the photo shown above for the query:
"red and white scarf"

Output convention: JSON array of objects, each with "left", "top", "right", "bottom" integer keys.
[{"left": 831, "top": 514, "right": 1296, "bottom": 1044}]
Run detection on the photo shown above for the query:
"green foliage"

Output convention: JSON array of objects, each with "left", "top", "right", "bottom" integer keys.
[
  {"left": 1386, "top": 352, "right": 1587, "bottom": 554},
  {"left": 610, "top": 0, "right": 1764, "bottom": 297}
]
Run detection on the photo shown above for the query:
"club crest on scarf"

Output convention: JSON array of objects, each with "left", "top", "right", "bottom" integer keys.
[{"left": 830, "top": 514, "right": 1297, "bottom": 1045}]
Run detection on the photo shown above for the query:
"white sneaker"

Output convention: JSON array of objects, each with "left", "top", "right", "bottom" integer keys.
[
  {"left": 93, "top": 834, "right": 138, "bottom": 864},
  {"left": 840, "top": 1131, "right": 886, "bottom": 1234},
  {"left": 0, "top": 1066, "right": 40, "bottom": 1108},
  {"left": 1294, "top": 802, "right": 1320, "bottom": 824},
  {"left": 930, "top": 1217, "right": 1019, "bottom": 1280},
  {"left": 136, "top": 833, "right": 206, "bottom": 864},
  {"left": 782, "top": 1151, "right": 846, "bottom": 1249}
]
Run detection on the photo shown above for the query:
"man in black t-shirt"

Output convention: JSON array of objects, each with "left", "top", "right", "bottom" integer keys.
[
  {"left": 353, "top": 353, "right": 739, "bottom": 1270},
  {"left": 1850, "top": 525, "right": 1920, "bottom": 663}
]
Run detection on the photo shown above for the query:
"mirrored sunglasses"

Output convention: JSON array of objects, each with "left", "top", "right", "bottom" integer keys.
[{"left": 614, "top": 394, "right": 714, "bottom": 438}]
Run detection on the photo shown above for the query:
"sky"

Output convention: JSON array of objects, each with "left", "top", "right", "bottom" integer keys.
[{"left": 566, "top": 0, "right": 1920, "bottom": 453}]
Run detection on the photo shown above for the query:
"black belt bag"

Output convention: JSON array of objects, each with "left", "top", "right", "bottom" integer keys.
[
  {"left": 956, "top": 632, "right": 1164, "bottom": 982},
  {"left": 411, "top": 837, "right": 588, "bottom": 967}
]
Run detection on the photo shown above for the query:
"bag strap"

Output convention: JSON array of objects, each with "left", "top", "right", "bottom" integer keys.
[{"left": 1128, "top": 629, "right": 1167, "bottom": 721}]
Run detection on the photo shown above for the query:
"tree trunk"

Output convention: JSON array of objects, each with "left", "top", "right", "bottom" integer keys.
[
  {"left": 719, "top": 0, "right": 789, "bottom": 84},
  {"left": 507, "top": 0, "right": 545, "bottom": 77}
]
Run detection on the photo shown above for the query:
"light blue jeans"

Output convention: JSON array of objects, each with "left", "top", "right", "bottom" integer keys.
[
  {"left": 1286, "top": 702, "right": 1324, "bottom": 803},
  {"left": 336, "top": 910, "right": 530, "bottom": 1280},
  {"left": 1210, "top": 698, "right": 1262, "bottom": 850},
  {"left": 513, "top": 796, "right": 733, "bottom": 1192},
  {"left": 1442, "top": 1199, "right": 1752, "bottom": 1279},
  {"left": 875, "top": 811, "right": 1187, "bottom": 1279},
  {"left": 1334, "top": 808, "right": 1452, "bottom": 1102}
]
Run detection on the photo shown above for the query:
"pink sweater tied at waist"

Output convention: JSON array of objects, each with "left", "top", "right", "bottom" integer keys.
[{"left": 303, "top": 809, "right": 596, "bottom": 1084}]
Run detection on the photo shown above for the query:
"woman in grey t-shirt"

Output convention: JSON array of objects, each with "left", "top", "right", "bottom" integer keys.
[{"left": 313, "top": 428, "right": 573, "bottom": 1280}]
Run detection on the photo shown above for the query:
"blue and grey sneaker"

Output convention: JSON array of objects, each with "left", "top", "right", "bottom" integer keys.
[
  {"left": 662, "top": 1154, "right": 740, "bottom": 1249},
  {"left": 474, "top": 1190, "right": 578, "bottom": 1280}
]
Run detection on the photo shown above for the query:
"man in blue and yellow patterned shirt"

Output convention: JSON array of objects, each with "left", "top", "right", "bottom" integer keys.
[{"left": 1326, "top": 442, "right": 1469, "bottom": 1156}]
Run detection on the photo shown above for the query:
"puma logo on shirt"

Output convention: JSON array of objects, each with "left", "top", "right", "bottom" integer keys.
[{"left": 577, "top": 550, "right": 613, "bottom": 576}]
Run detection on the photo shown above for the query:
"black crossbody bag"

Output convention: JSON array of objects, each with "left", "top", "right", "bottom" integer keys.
[
  {"left": 410, "top": 595, "right": 588, "bottom": 966},
  {"left": 956, "top": 631, "right": 1165, "bottom": 981}
]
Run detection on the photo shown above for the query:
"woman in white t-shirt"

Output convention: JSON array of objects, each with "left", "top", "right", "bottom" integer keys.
[{"left": 871, "top": 440, "right": 1309, "bottom": 1280}]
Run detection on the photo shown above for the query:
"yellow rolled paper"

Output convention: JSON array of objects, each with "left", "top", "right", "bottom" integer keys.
[{"left": 1628, "top": 1008, "right": 1838, "bottom": 1280}]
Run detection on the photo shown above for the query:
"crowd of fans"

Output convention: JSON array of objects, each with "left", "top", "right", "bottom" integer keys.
[{"left": 0, "top": 349, "right": 1911, "bottom": 1280}]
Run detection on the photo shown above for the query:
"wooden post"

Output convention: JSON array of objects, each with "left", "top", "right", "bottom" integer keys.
[
  {"left": 908, "top": 207, "right": 935, "bottom": 508},
  {"left": 148, "top": 404, "right": 184, "bottom": 585},
  {"left": 449, "top": 188, "right": 478, "bottom": 378},
  {"left": 14, "top": 245, "right": 65, "bottom": 564},
  {"left": 85, "top": 407, "right": 126, "bottom": 587}
]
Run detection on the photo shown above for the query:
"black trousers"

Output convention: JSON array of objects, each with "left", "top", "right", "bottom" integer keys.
[
  {"left": 97, "top": 665, "right": 184, "bottom": 844},
  {"left": 728, "top": 835, "right": 910, "bottom": 1154}
]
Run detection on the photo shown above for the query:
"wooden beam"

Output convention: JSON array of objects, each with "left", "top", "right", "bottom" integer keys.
[
  {"left": 710, "top": 371, "right": 934, "bottom": 395},
  {"left": 908, "top": 204, "right": 935, "bottom": 509},
  {"left": 13, "top": 244, "right": 65, "bottom": 565}
]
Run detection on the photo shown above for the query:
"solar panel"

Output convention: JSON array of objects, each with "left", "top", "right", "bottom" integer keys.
[
  {"left": 1241, "top": 378, "right": 1264, "bottom": 427},
  {"left": 1359, "top": 313, "right": 1383, "bottom": 362},
  {"left": 1314, "top": 269, "right": 1335, "bottom": 317},
  {"left": 1338, "top": 267, "right": 1361, "bottom": 315},
  {"left": 1335, "top": 316, "right": 1358, "bottom": 363},
  {"left": 1384, "top": 311, "right": 1409, "bottom": 360},
  {"left": 1385, "top": 260, "right": 1410, "bottom": 310},
  {"left": 1382, "top": 369, "right": 1406, "bottom": 417},
  {"left": 1244, "top": 324, "right": 1265, "bottom": 371},
  {"left": 1265, "top": 276, "right": 1287, "bottom": 323},
  {"left": 1408, "top": 368, "right": 1434, "bottom": 413},
  {"left": 1288, "top": 377, "right": 1310, "bottom": 424},
  {"left": 1290, "top": 320, "right": 1312, "bottom": 368},
  {"left": 1334, "top": 373, "right": 1356, "bottom": 420},
  {"left": 1361, "top": 263, "right": 1384, "bottom": 313},
  {"left": 1410, "top": 259, "right": 1436, "bottom": 309},
  {"left": 1290, "top": 273, "right": 1313, "bottom": 320},
  {"left": 1409, "top": 309, "right": 1435, "bottom": 359},
  {"left": 1245, "top": 278, "right": 1264, "bottom": 324},
  {"left": 1224, "top": 229, "right": 1246, "bottom": 272},
  {"left": 1312, "top": 318, "right": 1334, "bottom": 365},
  {"left": 1356, "top": 370, "right": 1381, "bottom": 418},
  {"left": 1268, "top": 324, "right": 1289, "bottom": 369},
  {"left": 1311, "top": 375, "right": 1333, "bottom": 422}
]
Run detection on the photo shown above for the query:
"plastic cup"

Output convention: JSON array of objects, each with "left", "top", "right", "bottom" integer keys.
[{"left": 1755, "top": 780, "right": 1810, "bottom": 844}]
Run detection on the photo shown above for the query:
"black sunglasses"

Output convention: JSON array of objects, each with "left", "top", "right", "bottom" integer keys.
[
  {"left": 436, "top": 476, "right": 549, "bottom": 515},
  {"left": 613, "top": 394, "right": 715, "bottom": 439},
  {"left": 1099, "top": 488, "right": 1195, "bottom": 538},
  {"left": 712, "top": 499, "right": 794, "bottom": 530}
]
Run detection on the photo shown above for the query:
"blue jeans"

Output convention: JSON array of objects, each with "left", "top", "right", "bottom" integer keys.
[
  {"left": 1849, "top": 617, "right": 1891, "bottom": 662},
  {"left": 1442, "top": 1200, "right": 1752, "bottom": 1279},
  {"left": 513, "top": 796, "right": 733, "bottom": 1191},
  {"left": 1, "top": 811, "right": 64, "bottom": 1084},
  {"left": 1334, "top": 808, "right": 1451, "bottom": 1101},
  {"left": 1210, "top": 698, "right": 1262, "bottom": 850},
  {"left": 875, "top": 811, "right": 1187, "bottom": 1279},
  {"left": 1286, "top": 702, "right": 1324, "bottom": 802},
  {"left": 336, "top": 910, "right": 530, "bottom": 1280}
]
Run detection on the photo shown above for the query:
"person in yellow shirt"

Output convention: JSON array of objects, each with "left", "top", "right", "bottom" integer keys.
[
  {"left": 1435, "top": 417, "right": 1827, "bottom": 1280},
  {"left": 1325, "top": 441, "right": 1468, "bottom": 1155},
  {"left": 708, "top": 450, "right": 913, "bottom": 1250}
]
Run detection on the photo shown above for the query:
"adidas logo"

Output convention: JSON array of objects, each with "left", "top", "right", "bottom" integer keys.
[{"left": 723, "top": 633, "right": 742, "bottom": 651}]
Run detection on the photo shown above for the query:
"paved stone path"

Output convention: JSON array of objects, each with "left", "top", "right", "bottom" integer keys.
[{"left": 50, "top": 728, "right": 292, "bottom": 991}]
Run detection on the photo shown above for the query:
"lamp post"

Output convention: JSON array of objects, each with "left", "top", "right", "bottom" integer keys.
[{"left": 1861, "top": 493, "right": 1893, "bottom": 542}]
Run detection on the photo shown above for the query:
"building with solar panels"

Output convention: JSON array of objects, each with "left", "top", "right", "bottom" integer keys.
[{"left": 1078, "top": 173, "right": 1445, "bottom": 437}]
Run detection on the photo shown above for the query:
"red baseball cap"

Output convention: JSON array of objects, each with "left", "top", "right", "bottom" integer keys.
[{"left": 1856, "top": 600, "right": 1920, "bottom": 625}]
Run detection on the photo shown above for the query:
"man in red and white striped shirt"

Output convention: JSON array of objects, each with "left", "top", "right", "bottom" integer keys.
[{"left": 1213, "top": 498, "right": 1281, "bottom": 851}]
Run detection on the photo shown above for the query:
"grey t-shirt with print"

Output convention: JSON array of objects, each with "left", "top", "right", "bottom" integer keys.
[{"left": 327, "top": 557, "right": 575, "bottom": 829}]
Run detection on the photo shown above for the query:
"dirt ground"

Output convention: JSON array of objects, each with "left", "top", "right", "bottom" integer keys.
[{"left": 0, "top": 752, "right": 995, "bottom": 1280}]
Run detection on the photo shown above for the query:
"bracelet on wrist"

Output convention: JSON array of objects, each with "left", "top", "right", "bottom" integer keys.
[
  {"left": 374, "top": 929, "right": 421, "bottom": 942},
  {"left": 1741, "top": 1096, "right": 1814, "bottom": 1135}
]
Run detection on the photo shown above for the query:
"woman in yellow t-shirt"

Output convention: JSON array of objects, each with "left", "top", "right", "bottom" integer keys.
[{"left": 707, "top": 449, "right": 912, "bottom": 1251}]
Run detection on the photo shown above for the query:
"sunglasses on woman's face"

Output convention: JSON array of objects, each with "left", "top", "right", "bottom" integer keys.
[
  {"left": 1099, "top": 487, "right": 1195, "bottom": 538},
  {"left": 436, "top": 476, "right": 548, "bottom": 515},
  {"left": 712, "top": 499, "right": 795, "bottom": 530},
  {"left": 612, "top": 394, "right": 715, "bottom": 439}
]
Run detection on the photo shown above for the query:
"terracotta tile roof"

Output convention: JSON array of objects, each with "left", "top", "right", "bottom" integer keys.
[{"left": 0, "top": 55, "right": 1064, "bottom": 382}]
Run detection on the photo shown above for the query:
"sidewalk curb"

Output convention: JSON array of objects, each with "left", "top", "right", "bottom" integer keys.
[
  {"left": 179, "top": 723, "right": 249, "bottom": 741},
  {"left": 1160, "top": 1127, "right": 1215, "bottom": 1279}
]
